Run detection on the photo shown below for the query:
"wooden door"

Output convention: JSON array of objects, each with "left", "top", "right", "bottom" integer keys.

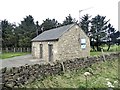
[
  {"left": 48, "top": 44, "right": 53, "bottom": 62},
  {"left": 40, "top": 44, "right": 43, "bottom": 58}
]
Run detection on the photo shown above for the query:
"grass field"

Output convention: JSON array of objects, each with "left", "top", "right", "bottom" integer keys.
[
  {"left": 102, "top": 45, "right": 120, "bottom": 52},
  {"left": 0, "top": 52, "right": 30, "bottom": 59},
  {"left": 22, "top": 59, "right": 118, "bottom": 88},
  {"left": 90, "top": 45, "right": 120, "bottom": 56},
  {"left": 90, "top": 52, "right": 102, "bottom": 56}
]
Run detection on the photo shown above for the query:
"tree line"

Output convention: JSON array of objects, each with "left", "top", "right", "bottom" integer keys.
[
  {"left": 1, "top": 14, "right": 120, "bottom": 51},
  {"left": 1, "top": 14, "right": 74, "bottom": 49},
  {"left": 80, "top": 14, "right": 119, "bottom": 51}
]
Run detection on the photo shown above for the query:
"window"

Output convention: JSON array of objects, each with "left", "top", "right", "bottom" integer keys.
[
  {"left": 40, "top": 44, "right": 43, "bottom": 58},
  {"left": 81, "top": 39, "right": 86, "bottom": 50}
]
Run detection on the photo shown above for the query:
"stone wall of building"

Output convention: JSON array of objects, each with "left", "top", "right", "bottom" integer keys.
[
  {"left": 32, "top": 25, "right": 90, "bottom": 62},
  {"left": 57, "top": 25, "right": 90, "bottom": 61},
  {"left": 32, "top": 41, "right": 58, "bottom": 62},
  {"left": 1, "top": 52, "right": 119, "bottom": 89}
]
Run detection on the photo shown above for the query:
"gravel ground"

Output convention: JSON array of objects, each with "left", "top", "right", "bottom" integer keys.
[{"left": 0, "top": 54, "right": 46, "bottom": 69}]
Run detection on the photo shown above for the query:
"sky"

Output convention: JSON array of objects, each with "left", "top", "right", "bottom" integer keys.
[{"left": 0, "top": 0, "right": 119, "bottom": 30}]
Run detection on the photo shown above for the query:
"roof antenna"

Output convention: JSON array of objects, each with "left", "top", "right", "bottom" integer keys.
[
  {"left": 36, "top": 21, "right": 39, "bottom": 36},
  {"left": 79, "top": 7, "right": 93, "bottom": 26}
]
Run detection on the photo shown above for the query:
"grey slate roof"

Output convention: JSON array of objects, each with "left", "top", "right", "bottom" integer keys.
[{"left": 31, "top": 24, "right": 75, "bottom": 41}]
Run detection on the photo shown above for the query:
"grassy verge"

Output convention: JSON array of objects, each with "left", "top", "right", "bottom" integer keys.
[
  {"left": 90, "top": 51, "right": 102, "bottom": 56},
  {"left": 22, "top": 59, "right": 118, "bottom": 88},
  {"left": 0, "top": 52, "right": 30, "bottom": 59},
  {"left": 102, "top": 45, "right": 120, "bottom": 52},
  {"left": 90, "top": 45, "right": 120, "bottom": 56}
]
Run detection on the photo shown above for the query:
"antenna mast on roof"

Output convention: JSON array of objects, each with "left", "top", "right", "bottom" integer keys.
[
  {"left": 36, "top": 21, "right": 39, "bottom": 36},
  {"left": 79, "top": 7, "right": 93, "bottom": 26}
]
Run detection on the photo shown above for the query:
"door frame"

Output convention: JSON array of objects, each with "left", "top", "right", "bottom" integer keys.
[
  {"left": 48, "top": 44, "right": 53, "bottom": 62},
  {"left": 39, "top": 44, "right": 43, "bottom": 58}
]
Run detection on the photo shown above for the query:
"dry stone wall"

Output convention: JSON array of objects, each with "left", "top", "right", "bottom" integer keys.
[{"left": 1, "top": 52, "right": 120, "bottom": 89}]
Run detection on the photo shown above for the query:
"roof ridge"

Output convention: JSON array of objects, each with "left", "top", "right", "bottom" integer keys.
[{"left": 43, "top": 23, "right": 75, "bottom": 32}]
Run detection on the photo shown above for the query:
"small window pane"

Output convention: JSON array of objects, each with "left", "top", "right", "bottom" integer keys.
[{"left": 81, "top": 39, "right": 86, "bottom": 49}]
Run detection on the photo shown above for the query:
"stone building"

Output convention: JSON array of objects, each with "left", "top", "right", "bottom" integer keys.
[{"left": 31, "top": 24, "right": 90, "bottom": 63}]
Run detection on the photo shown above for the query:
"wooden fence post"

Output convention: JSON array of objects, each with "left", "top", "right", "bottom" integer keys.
[
  {"left": 27, "top": 48, "right": 29, "bottom": 52},
  {"left": 14, "top": 48, "right": 16, "bottom": 52},
  {"left": 4, "top": 47, "right": 31, "bottom": 52},
  {"left": 101, "top": 48, "right": 106, "bottom": 61},
  {"left": 17, "top": 47, "right": 19, "bottom": 52},
  {"left": 61, "top": 62, "right": 65, "bottom": 73},
  {"left": 20, "top": 48, "right": 22, "bottom": 52},
  {"left": 24, "top": 48, "right": 25, "bottom": 52},
  {"left": 6, "top": 48, "right": 8, "bottom": 52},
  {"left": 23, "top": 47, "right": 25, "bottom": 52}
]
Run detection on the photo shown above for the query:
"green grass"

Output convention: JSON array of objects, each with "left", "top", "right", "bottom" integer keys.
[
  {"left": 0, "top": 52, "right": 30, "bottom": 59},
  {"left": 102, "top": 45, "right": 120, "bottom": 52},
  {"left": 90, "top": 45, "right": 120, "bottom": 56},
  {"left": 90, "top": 51, "right": 102, "bottom": 56},
  {"left": 22, "top": 59, "right": 118, "bottom": 88}
]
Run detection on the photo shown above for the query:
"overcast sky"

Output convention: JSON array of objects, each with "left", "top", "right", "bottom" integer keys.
[{"left": 0, "top": 0, "right": 119, "bottom": 30}]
